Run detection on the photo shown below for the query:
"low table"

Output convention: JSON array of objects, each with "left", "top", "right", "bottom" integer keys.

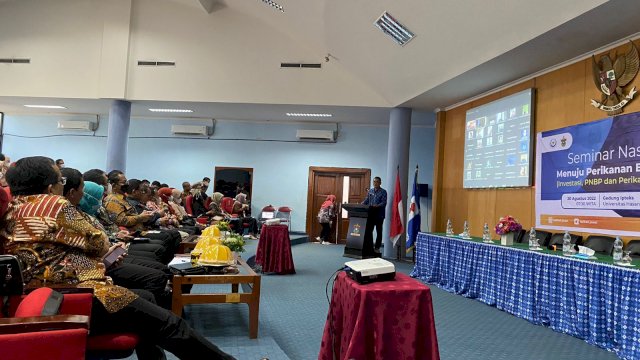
[{"left": 171, "top": 256, "right": 261, "bottom": 338}]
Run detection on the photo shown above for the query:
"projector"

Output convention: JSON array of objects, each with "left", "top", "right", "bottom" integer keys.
[{"left": 344, "top": 258, "right": 395, "bottom": 284}]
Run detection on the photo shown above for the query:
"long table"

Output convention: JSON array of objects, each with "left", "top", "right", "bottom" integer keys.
[{"left": 411, "top": 233, "right": 640, "bottom": 360}]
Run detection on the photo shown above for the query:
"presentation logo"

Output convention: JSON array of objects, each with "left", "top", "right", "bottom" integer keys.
[
  {"left": 561, "top": 136, "right": 567, "bottom": 147},
  {"left": 590, "top": 41, "right": 640, "bottom": 115},
  {"left": 350, "top": 223, "right": 361, "bottom": 237}
]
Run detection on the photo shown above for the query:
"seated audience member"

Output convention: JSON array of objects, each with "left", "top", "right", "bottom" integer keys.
[
  {"left": 83, "top": 170, "right": 170, "bottom": 265},
  {"left": 104, "top": 171, "right": 180, "bottom": 263},
  {"left": 171, "top": 188, "right": 190, "bottom": 218},
  {"left": 80, "top": 180, "right": 168, "bottom": 270},
  {"left": 146, "top": 186, "right": 179, "bottom": 228},
  {"left": 181, "top": 181, "right": 191, "bottom": 201},
  {"left": 209, "top": 192, "right": 229, "bottom": 219},
  {"left": 191, "top": 182, "right": 210, "bottom": 217},
  {"left": 61, "top": 168, "right": 170, "bottom": 305},
  {"left": 83, "top": 168, "right": 110, "bottom": 194},
  {"left": 3, "top": 156, "right": 235, "bottom": 359},
  {"left": 232, "top": 193, "right": 259, "bottom": 238},
  {"left": 55, "top": 158, "right": 65, "bottom": 168}
]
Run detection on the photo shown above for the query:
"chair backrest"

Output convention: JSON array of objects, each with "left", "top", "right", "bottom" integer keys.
[
  {"left": 260, "top": 205, "right": 276, "bottom": 221},
  {"left": 221, "top": 197, "right": 235, "bottom": 214},
  {"left": 184, "top": 195, "right": 194, "bottom": 215},
  {"left": 549, "top": 233, "right": 583, "bottom": 246},
  {"left": 626, "top": 240, "right": 640, "bottom": 259},
  {"left": 522, "top": 230, "right": 551, "bottom": 246},
  {"left": 515, "top": 229, "right": 527, "bottom": 243},
  {"left": 583, "top": 235, "right": 616, "bottom": 255}
]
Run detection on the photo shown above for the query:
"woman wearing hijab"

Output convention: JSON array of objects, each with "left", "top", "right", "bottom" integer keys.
[
  {"left": 80, "top": 180, "right": 171, "bottom": 268},
  {"left": 208, "top": 192, "right": 228, "bottom": 219},
  {"left": 317, "top": 195, "right": 336, "bottom": 244},
  {"left": 232, "top": 193, "right": 259, "bottom": 238}
]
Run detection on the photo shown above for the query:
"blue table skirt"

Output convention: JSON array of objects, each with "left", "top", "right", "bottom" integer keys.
[{"left": 410, "top": 233, "right": 640, "bottom": 360}]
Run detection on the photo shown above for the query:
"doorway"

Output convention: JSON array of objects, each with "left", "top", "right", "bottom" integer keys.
[{"left": 306, "top": 167, "right": 371, "bottom": 244}]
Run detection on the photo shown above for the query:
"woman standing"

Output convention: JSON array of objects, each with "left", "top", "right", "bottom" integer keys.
[{"left": 317, "top": 195, "right": 336, "bottom": 245}]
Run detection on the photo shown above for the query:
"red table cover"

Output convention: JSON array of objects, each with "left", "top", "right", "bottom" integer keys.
[
  {"left": 256, "top": 224, "right": 296, "bottom": 274},
  {"left": 319, "top": 272, "right": 440, "bottom": 360}
]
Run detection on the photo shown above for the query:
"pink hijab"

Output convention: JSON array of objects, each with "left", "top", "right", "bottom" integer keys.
[{"left": 321, "top": 195, "right": 336, "bottom": 209}]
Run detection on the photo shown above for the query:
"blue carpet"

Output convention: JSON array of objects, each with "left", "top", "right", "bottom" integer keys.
[{"left": 126, "top": 239, "right": 618, "bottom": 360}]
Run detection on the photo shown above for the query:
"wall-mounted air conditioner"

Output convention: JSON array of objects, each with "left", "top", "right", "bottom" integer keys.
[
  {"left": 296, "top": 129, "right": 336, "bottom": 142},
  {"left": 170, "top": 124, "right": 212, "bottom": 136},
  {"left": 57, "top": 120, "right": 97, "bottom": 131}
]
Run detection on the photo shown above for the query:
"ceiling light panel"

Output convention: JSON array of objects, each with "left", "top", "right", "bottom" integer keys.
[
  {"left": 374, "top": 12, "right": 415, "bottom": 46},
  {"left": 149, "top": 108, "right": 194, "bottom": 113},
  {"left": 260, "top": 0, "right": 284, "bottom": 12},
  {"left": 286, "top": 113, "right": 333, "bottom": 117},
  {"left": 24, "top": 105, "right": 67, "bottom": 109}
]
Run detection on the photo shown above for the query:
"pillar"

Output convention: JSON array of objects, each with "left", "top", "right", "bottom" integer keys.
[
  {"left": 105, "top": 100, "right": 131, "bottom": 173},
  {"left": 383, "top": 107, "right": 412, "bottom": 258}
]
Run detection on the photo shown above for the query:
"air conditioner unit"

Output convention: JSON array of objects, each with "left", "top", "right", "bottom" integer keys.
[
  {"left": 170, "top": 124, "right": 212, "bottom": 136},
  {"left": 57, "top": 120, "right": 97, "bottom": 131},
  {"left": 296, "top": 129, "right": 335, "bottom": 141}
]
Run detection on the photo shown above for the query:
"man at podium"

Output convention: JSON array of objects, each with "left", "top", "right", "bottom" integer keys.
[{"left": 362, "top": 177, "right": 387, "bottom": 253}]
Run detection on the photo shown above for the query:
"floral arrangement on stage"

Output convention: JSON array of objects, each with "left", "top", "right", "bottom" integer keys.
[
  {"left": 494, "top": 215, "right": 522, "bottom": 235},
  {"left": 223, "top": 234, "right": 246, "bottom": 253},
  {"left": 217, "top": 220, "right": 231, "bottom": 232}
]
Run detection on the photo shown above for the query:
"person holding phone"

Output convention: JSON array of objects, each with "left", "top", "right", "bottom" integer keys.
[
  {"left": 3, "top": 156, "right": 234, "bottom": 359},
  {"left": 61, "top": 169, "right": 171, "bottom": 306}
]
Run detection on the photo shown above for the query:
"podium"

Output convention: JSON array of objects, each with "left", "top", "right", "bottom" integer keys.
[{"left": 342, "top": 203, "right": 380, "bottom": 259}]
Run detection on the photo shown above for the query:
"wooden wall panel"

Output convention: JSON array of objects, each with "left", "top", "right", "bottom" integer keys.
[{"left": 434, "top": 40, "right": 640, "bottom": 238}]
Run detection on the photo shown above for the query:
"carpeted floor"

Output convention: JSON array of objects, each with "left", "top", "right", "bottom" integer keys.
[{"left": 129, "top": 240, "right": 618, "bottom": 360}]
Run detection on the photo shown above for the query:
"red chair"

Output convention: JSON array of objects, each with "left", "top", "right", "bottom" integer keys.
[
  {"left": 184, "top": 194, "right": 194, "bottom": 216},
  {"left": 276, "top": 206, "right": 292, "bottom": 230},
  {"left": 259, "top": 205, "right": 276, "bottom": 228},
  {"left": 220, "top": 197, "right": 235, "bottom": 214},
  {"left": 0, "top": 287, "right": 91, "bottom": 360},
  {"left": 0, "top": 255, "right": 139, "bottom": 359}
]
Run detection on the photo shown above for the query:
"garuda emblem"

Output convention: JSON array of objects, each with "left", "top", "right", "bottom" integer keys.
[{"left": 590, "top": 41, "right": 639, "bottom": 115}]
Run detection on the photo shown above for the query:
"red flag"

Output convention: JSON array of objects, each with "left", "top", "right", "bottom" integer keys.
[{"left": 390, "top": 169, "right": 404, "bottom": 247}]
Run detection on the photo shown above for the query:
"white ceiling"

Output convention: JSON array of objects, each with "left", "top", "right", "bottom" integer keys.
[{"left": 1, "top": 0, "right": 640, "bottom": 123}]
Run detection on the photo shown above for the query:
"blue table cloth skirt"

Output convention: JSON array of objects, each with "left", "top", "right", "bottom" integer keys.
[{"left": 411, "top": 233, "right": 640, "bottom": 360}]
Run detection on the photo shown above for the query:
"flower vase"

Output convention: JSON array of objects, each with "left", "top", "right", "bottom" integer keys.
[{"left": 500, "top": 232, "right": 514, "bottom": 246}]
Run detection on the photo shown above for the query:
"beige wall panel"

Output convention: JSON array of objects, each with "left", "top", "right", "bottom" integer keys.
[{"left": 435, "top": 40, "right": 640, "bottom": 238}]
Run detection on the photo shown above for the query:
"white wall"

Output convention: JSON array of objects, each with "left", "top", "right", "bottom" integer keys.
[{"left": 0, "top": 0, "right": 389, "bottom": 107}]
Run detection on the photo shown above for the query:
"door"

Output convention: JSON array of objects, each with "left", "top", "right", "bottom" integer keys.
[{"left": 307, "top": 167, "right": 371, "bottom": 244}]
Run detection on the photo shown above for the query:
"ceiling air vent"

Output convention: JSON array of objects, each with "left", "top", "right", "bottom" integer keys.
[
  {"left": 137, "top": 60, "right": 176, "bottom": 66},
  {"left": 374, "top": 12, "right": 415, "bottom": 46},
  {"left": 280, "top": 63, "right": 322, "bottom": 69},
  {"left": 0, "top": 58, "right": 31, "bottom": 64}
]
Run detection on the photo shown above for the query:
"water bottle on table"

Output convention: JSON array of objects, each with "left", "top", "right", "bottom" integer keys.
[
  {"left": 462, "top": 221, "right": 470, "bottom": 238},
  {"left": 529, "top": 228, "right": 540, "bottom": 250},
  {"left": 613, "top": 236, "right": 623, "bottom": 264},
  {"left": 482, "top": 223, "right": 491, "bottom": 243},
  {"left": 446, "top": 219, "right": 454, "bottom": 236},
  {"left": 562, "top": 231, "right": 572, "bottom": 256}
]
